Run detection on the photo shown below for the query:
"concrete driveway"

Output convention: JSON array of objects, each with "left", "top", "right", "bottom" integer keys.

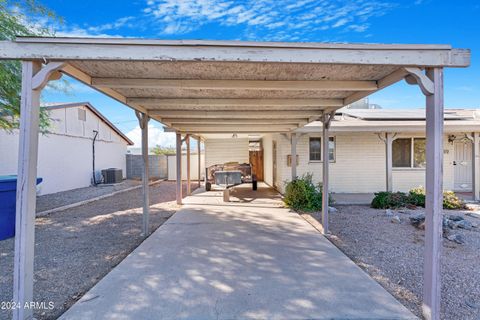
[{"left": 60, "top": 184, "right": 416, "bottom": 320}]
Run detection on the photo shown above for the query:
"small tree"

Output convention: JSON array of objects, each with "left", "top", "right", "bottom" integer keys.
[
  {"left": 0, "top": 0, "right": 64, "bottom": 132},
  {"left": 151, "top": 145, "right": 176, "bottom": 155}
]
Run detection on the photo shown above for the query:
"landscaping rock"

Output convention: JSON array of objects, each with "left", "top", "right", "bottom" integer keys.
[
  {"left": 448, "top": 214, "right": 464, "bottom": 222},
  {"left": 466, "top": 211, "right": 480, "bottom": 219},
  {"left": 409, "top": 213, "right": 425, "bottom": 228},
  {"left": 446, "top": 233, "right": 465, "bottom": 244},
  {"left": 466, "top": 298, "right": 480, "bottom": 309},
  {"left": 391, "top": 215, "right": 401, "bottom": 224},
  {"left": 443, "top": 217, "right": 451, "bottom": 228},
  {"left": 385, "top": 209, "right": 393, "bottom": 216},
  {"left": 448, "top": 219, "right": 459, "bottom": 229},
  {"left": 456, "top": 219, "right": 473, "bottom": 230},
  {"left": 329, "top": 206, "right": 338, "bottom": 213}
]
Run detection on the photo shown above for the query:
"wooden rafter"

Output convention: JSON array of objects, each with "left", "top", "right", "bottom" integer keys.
[
  {"left": 93, "top": 78, "right": 377, "bottom": 91},
  {"left": 128, "top": 98, "right": 344, "bottom": 108}
]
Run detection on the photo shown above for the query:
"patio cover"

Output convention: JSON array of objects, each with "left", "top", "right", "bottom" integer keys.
[
  {"left": 0, "top": 37, "right": 470, "bottom": 133},
  {"left": 0, "top": 37, "right": 470, "bottom": 320}
]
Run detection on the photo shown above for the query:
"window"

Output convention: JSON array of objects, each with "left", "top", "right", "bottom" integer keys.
[
  {"left": 392, "top": 138, "right": 426, "bottom": 168},
  {"left": 413, "top": 138, "right": 426, "bottom": 168},
  {"left": 309, "top": 138, "right": 321, "bottom": 161},
  {"left": 78, "top": 109, "right": 86, "bottom": 121},
  {"left": 392, "top": 138, "right": 411, "bottom": 167},
  {"left": 309, "top": 137, "right": 335, "bottom": 161}
]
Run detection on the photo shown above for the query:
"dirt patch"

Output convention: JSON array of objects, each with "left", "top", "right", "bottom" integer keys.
[
  {"left": 322, "top": 205, "right": 480, "bottom": 320},
  {"left": 0, "top": 181, "right": 196, "bottom": 319}
]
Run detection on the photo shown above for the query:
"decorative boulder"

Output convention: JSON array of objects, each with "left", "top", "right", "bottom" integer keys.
[{"left": 410, "top": 213, "right": 425, "bottom": 228}]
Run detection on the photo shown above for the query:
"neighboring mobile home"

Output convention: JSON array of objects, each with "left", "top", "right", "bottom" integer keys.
[
  {"left": 0, "top": 102, "right": 133, "bottom": 195},
  {"left": 204, "top": 108, "right": 480, "bottom": 197}
]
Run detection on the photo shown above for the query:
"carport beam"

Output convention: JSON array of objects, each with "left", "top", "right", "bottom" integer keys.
[
  {"left": 135, "top": 111, "right": 150, "bottom": 237},
  {"left": 423, "top": 67, "right": 444, "bottom": 320},
  {"left": 186, "top": 135, "right": 191, "bottom": 195},
  {"left": 176, "top": 133, "right": 182, "bottom": 204}
]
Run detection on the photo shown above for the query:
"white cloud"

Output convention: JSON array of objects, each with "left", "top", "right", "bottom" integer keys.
[
  {"left": 27, "top": 0, "right": 395, "bottom": 41},
  {"left": 54, "top": 25, "right": 126, "bottom": 38},
  {"left": 143, "top": 0, "right": 396, "bottom": 40},
  {"left": 126, "top": 124, "right": 176, "bottom": 148},
  {"left": 332, "top": 18, "right": 350, "bottom": 28},
  {"left": 87, "top": 16, "right": 135, "bottom": 33}
]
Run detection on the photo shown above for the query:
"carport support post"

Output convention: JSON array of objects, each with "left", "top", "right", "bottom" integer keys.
[
  {"left": 321, "top": 111, "right": 334, "bottom": 234},
  {"left": 472, "top": 132, "right": 480, "bottom": 201},
  {"left": 423, "top": 67, "right": 444, "bottom": 320},
  {"left": 385, "top": 133, "right": 394, "bottom": 192},
  {"left": 197, "top": 138, "right": 201, "bottom": 188},
  {"left": 135, "top": 111, "right": 150, "bottom": 237},
  {"left": 13, "top": 61, "right": 41, "bottom": 320},
  {"left": 186, "top": 135, "right": 191, "bottom": 195},
  {"left": 176, "top": 132, "right": 183, "bottom": 204},
  {"left": 291, "top": 133, "right": 297, "bottom": 180}
]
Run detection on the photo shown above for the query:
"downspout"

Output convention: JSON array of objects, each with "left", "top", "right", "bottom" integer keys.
[{"left": 92, "top": 130, "right": 99, "bottom": 185}]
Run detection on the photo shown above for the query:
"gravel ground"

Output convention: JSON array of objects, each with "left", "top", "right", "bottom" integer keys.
[
  {"left": 322, "top": 205, "right": 480, "bottom": 320},
  {"left": 0, "top": 181, "right": 196, "bottom": 320},
  {"left": 35, "top": 179, "right": 145, "bottom": 213}
]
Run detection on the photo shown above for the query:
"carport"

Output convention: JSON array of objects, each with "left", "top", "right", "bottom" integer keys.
[{"left": 0, "top": 37, "right": 470, "bottom": 320}]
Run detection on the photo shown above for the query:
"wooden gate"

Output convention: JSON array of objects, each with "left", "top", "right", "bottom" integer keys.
[{"left": 249, "top": 150, "right": 264, "bottom": 181}]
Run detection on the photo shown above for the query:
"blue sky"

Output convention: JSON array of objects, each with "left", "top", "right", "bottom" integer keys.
[{"left": 38, "top": 0, "right": 479, "bottom": 146}]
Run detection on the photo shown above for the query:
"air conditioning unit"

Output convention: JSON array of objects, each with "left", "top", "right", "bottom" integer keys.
[{"left": 101, "top": 168, "right": 123, "bottom": 184}]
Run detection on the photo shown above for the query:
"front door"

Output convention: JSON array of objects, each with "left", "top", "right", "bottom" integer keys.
[
  {"left": 249, "top": 150, "right": 264, "bottom": 181},
  {"left": 454, "top": 140, "right": 472, "bottom": 191}
]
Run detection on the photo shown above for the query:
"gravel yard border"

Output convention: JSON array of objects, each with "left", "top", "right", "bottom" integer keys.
[
  {"left": 36, "top": 179, "right": 165, "bottom": 216},
  {"left": 313, "top": 205, "right": 480, "bottom": 320}
]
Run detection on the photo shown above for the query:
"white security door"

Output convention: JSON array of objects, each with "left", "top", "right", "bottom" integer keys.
[{"left": 454, "top": 141, "right": 473, "bottom": 191}]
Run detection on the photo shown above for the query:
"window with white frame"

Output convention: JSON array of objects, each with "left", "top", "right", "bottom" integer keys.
[
  {"left": 392, "top": 137, "right": 426, "bottom": 168},
  {"left": 309, "top": 137, "right": 335, "bottom": 161}
]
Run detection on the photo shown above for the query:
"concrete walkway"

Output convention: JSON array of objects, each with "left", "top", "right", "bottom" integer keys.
[{"left": 60, "top": 184, "right": 416, "bottom": 320}]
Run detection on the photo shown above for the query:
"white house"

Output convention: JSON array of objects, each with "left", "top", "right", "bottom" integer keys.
[
  {"left": 0, "top": 102, "right": 133, "bottom": 195},
  {"left": 204, "top": 108, "right": 480, "bottom": 198}
]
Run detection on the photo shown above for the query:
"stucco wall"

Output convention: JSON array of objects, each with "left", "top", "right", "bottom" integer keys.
[
  {"left": 0, "top": 131, "right": 127, "bottom": 195},
  {"left": 167, "top": 153, "right": 205, "bottom": 180},
  {"left": 0, "top": 105, "right": 129, "bottom": 195},
  {"left": 205, "top": 138, "right": 249, "bottom": 167}
]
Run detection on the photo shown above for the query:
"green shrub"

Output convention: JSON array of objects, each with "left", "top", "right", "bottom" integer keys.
[
  {"left": 371, "top": 186, "right": 466, "bottom": 210},
  {"left": 283, "top": 173, "right": 332, "bottom": 212},
  {"left": 371, "top": 191, "right": 409, "bottom": 209},
  {"left": 442, "top": 190, "right": 466, "bottom": 210},
  {"left": 408, "top": 186, "right": 465, "bottom": 210},
  {"left": 408, "top": 186, "right": 426, "bottom": 207}
]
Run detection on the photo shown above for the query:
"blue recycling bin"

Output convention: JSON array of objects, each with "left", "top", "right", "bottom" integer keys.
[{"left": 0, "top": 175, "right": 42, "bottom": 240}]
